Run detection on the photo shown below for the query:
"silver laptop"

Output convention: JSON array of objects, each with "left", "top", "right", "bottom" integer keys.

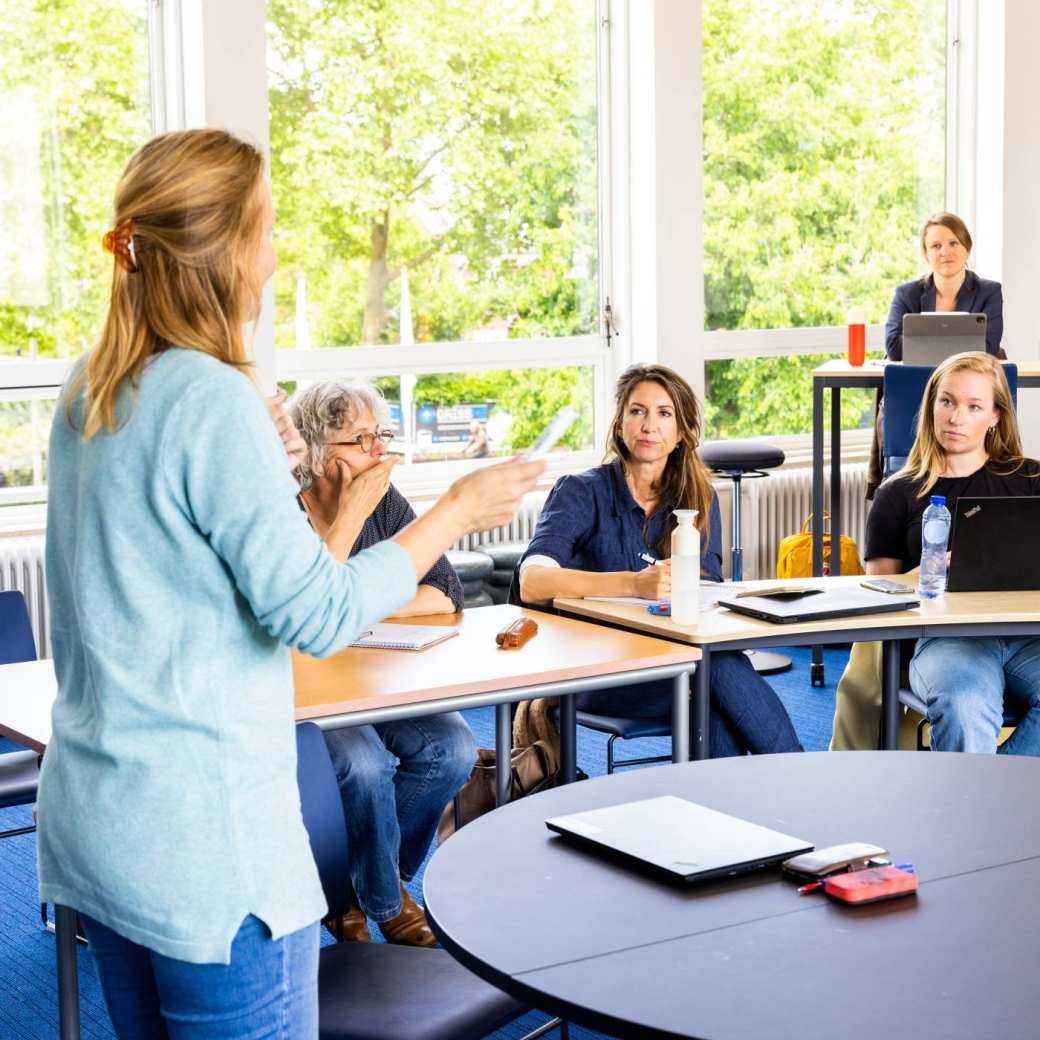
[
  {"left": 716, "top": 586, "right": 918, "bottom": 624},
  {"left": 902, "top": 312, "right": 987, "bottom": 364},
  {"left": 545, "top": 795, "right": 813, "bottom": 885}
]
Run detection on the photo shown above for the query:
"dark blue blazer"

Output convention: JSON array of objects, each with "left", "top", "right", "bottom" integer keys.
[{"left": 884, "top": 270, "right": 1003, "bottom": 360}]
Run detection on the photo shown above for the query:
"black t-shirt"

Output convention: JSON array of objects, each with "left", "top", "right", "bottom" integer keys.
[{"left": 866, "top": 459, "right": 1040, "bottom": 569}]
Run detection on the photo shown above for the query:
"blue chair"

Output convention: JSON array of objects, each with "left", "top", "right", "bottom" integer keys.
[
  {"left": 0, "top": 591, "right": 41, "bottom": 840},
  {"left": 882, "top": 363, "right": 1018, "bottom": 477},
  {"left": 295, "top": 722, "right": 568, "bottom": 1040}
]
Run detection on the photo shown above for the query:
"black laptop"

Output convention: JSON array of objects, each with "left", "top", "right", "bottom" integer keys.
[
  {"left": 716, "top": 586, "right": 919, "bottom": 624},
  {"left": 545, "top": 796, "right": 813, "bottom": 885},
  {"left": 948, "top": 496, "right": 1040, "bottom": 592}
]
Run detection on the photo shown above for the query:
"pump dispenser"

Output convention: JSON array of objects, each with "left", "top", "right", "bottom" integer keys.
[{"left": 670, "top": 509, "right": 700, "bottom": 624}]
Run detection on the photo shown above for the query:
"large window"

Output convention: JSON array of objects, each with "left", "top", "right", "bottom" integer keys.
[
  {"left": 0, "top": 0, "right": 152, "bottom": 501},
  {"left": 702, "top": 0, "right": 947, "bottom": 440},
  {"left": 266, "top": 0, "right": 606, "bottom": 462}
]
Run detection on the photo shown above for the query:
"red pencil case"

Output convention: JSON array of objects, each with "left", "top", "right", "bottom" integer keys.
[{"left": 824, "top": 866, "right": 918, "bottom": 905}]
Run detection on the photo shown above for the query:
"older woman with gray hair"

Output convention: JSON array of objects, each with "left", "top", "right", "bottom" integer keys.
[{"left": 289, "top": 379, "right": 474, "bottom": 947}]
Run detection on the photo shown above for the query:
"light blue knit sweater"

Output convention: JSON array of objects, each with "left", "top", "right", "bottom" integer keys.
[{"left": 38, "top": 348, "right": 416, "bottom": 963}]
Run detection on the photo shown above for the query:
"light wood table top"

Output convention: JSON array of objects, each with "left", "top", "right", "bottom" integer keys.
[
  {"left": 3, "top": 608, "right": 700, "bottom": 752},
  {"left": 293, "top": 603, "right": 700, "bottom": 721},
  {"left": 556, "top": 575, "right": 1040, "bottom": 647},
  {"left": 813, "top": 358, "right": 1040, "bottom": 382},
  {"left": 0, "top": 658, "right": 55, "bottom": 752}
]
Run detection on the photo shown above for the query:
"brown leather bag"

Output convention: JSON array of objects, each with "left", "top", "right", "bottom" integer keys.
[{"left": 437, "top": 739, "right": 559, "bottom": 844}]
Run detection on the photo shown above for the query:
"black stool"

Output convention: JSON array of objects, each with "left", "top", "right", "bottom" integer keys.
[
  {"left": 476, "top": 541, "right": 529, "bottom": 605},
  {"left": 699, "top": 440, "right": 791, "bottom": 676},
  {"left": 446, "top": 550, "right": 494, "bottom": 608}
]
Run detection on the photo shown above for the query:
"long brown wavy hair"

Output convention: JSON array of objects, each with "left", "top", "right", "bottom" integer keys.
[
  {"left": 605, "top": 364, "right": 715, "bottom": 558},
  {"left": 68, "top": 129, "right": 266, "bottom": 438},
  {"left": 898, "top": 351, "right": 1025, "bottom": 497}
]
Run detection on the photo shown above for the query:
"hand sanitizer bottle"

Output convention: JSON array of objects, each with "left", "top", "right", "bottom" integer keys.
[{"left": 671, "top": 510, "right": 700, "bottom": 624}]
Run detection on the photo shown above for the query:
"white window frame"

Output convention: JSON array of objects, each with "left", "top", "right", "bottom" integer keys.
[
  {"left": 270, "top": 0, "right": 623, "bottom": 494},
  {"left": 0, "top": 0, "right": 990, "bottom": 524},
  {"left": 697, "top": 0, "right": 969, "bottom": 458}
]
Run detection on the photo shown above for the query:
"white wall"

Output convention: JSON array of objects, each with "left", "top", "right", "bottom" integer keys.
[
  {"left": 1001, "top": 0, "right": 1040, "bottom": 455},
  {"left": 627, "top": 0, "right": 704, "bottom": 397},
  {"left": 183, "top": 0, "right": 276, "bottom": 387}
]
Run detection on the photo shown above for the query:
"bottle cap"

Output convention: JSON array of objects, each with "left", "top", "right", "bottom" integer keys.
[
  {"left": 847, "top": 305, "right": 866, "bottom": 325},
  {"left": 930, "top": 495, "right": 946, "bottom": 506},
  {"left": 673, "top": 509, "right": 699, "bottom": 522}
]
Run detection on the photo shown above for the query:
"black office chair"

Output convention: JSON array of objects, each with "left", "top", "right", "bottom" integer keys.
[
  {"left": 0, "top": 590, "right": 42, "bottom": 840},
  {"left": 446, "top": 549, "right": 495, "bottom": 608},
  {"left": 295, "top": 722, "right": 568, "bottom": 1040}
]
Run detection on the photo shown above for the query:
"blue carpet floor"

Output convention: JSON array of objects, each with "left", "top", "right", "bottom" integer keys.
[{"left": 0, "top": 645, "right": 846, "bottom": 1039}]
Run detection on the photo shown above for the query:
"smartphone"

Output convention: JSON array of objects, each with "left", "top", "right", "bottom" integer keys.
[
  {"left": 524, "top": 407, "right": 579, "bottom": 461},
  {"left": 861, "top": 578, "right": 914, "bottom": 595}
]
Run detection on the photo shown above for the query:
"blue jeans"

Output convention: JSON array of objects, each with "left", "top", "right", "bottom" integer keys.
[
  {"left": 323, "top": 714, "right": 476, "bottom": 921},
  {"left": 910, "top": 636, "right": 1040, "bottom": 754},
  {"left": 575, "top": 649, "right": 802, "bottom": 757},
  {"left": 81, "top": 914, "right": 319, "bottom": 1039}
]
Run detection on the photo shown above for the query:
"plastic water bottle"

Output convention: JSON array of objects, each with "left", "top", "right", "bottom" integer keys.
[
  {"left": 918, "top": 495, "right": 951, "bottom": 600},
  {"left": 670, "top": 510, "right": 700, "bottom": 624}
]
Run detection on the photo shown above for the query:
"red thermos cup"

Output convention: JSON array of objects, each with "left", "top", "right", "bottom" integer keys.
[{"left": 847, "top": 307, "right": 865, "bottom": 366}]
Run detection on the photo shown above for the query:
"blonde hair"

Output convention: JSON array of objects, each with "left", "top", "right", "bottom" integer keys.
[
  {"left": 69, "top": 129, "right": 267, "bottom": 438},
  {"left": 606, "top": 364, "right": 715, "bottom": 558},
  {"left": 898, "top": 352, "right": 1024, "bottom": 497}
]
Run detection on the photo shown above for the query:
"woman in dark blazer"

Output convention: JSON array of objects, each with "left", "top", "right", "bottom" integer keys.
[{"left": 884, "top": 212, "right": 1003, "bottom": 360}]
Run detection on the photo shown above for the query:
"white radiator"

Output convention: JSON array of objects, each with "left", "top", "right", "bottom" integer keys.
[
  {"left": 0, "top": 466, "right": 869, "bottom": 660},
  {"left": 0, "top": 535, "right": 48, "bottom": 658}
]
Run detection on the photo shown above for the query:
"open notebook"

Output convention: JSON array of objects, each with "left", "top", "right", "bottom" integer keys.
[{"left": 349, "top": 623, "right": 460, "bottom": 651}]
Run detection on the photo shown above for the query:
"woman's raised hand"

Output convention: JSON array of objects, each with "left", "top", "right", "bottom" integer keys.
[{"left": 441, "top": 456, "right": 546, "bottom": 535}]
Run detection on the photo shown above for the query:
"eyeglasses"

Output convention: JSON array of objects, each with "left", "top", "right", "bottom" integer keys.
[{"left": 327, "top": 430, "right": 394, "bottom": 453}]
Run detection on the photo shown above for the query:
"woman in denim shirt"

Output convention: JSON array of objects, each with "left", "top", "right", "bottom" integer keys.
[{"left": 519, "top": 364, "right": 801, "bottom": 757}]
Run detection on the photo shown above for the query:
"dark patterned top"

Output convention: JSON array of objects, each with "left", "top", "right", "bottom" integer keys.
[{"left": 301, "top": 485, "right": 464, "bottom": 612}]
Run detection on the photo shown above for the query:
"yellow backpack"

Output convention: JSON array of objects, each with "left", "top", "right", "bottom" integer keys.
[{"left": 776, "top": 512, "right": 864, "bottom": 578}]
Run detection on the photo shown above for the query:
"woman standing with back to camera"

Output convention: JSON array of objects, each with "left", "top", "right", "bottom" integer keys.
[{"left": 37, "top": 129, "right": 543, "bottom": 1038}]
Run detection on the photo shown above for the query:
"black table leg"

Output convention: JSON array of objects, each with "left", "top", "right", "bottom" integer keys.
[
  {"left": 880, "top": 640, "right": 901, "bottom": 750},
  {"left": 830, "top": 384, "right": 842, "bottom": 576},
  {"left": 812, "top": 377, "right": 825, "bottom": 576},
  {"left": 56, "top": 905, "right": 80, "bottom": 1040},
  {"left": 692, "top": 650, "right": 710, "bottom": 761},
  {"left": 559, "top": 693, "right": 577, "bottom": 784},
  {"left": 811, "top": 377, "right": 827, "bottom": 686}
]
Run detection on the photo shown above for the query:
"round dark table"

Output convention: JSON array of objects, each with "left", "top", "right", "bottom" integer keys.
[{"left": 423, "top": 752, "right": 1040, "bottom": 1040}]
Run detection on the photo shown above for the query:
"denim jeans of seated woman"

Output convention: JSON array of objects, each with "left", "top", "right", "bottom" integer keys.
[
  {"left": 909, "top": 636, "right": 1040, "bottom": 755},
  {"left": 81, "top": 913, "right": 318, "bottom": 1039},
  {"left": 575, "top": 648, "right": 802, "bottom": 757},
  {"left": 323, "top": 713, "right": 476, "bottom": 921}
]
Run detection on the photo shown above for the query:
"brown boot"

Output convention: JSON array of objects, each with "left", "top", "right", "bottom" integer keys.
[
  {"left": 325, "top": 906, "right": 371, "bottom": 943},
  {"left": 377, "top": 884, "right": 436, "bottom": 947}
]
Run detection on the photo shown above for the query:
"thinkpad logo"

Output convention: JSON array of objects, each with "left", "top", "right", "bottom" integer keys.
[{"left": 965, "top": 505, "right": 981, "bottom": 518}]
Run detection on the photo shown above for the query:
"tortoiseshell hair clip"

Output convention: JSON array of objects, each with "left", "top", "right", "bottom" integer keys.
[{"left": 102, "top": 219, "right": 139, "bottom": 273}]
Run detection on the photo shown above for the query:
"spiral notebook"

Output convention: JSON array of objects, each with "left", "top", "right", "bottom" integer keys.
[{"left": 349, "top": 623, "right": 460, "bottom": 651}]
